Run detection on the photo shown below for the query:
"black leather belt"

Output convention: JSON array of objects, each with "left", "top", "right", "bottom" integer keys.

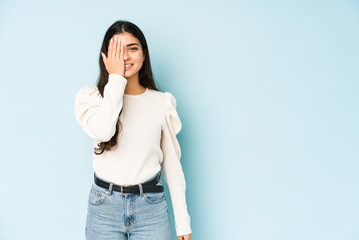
[{"left": 94, "top": 172, "right": 164, "bottom": 194}]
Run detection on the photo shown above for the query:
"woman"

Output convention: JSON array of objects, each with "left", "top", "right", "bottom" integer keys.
[{"left": 74, "top": 20, "right": 192, "bottom": 240}]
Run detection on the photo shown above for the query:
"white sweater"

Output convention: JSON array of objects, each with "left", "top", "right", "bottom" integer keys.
[{"left": 73, "top": 74, "right": 191, "bottom": 236}]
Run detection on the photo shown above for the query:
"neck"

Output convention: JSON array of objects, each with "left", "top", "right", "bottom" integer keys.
[{"left": 124, "top": 72, "right": 146, "bottom": 94}]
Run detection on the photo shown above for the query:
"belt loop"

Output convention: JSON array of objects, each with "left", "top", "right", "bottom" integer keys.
[
  {"left": 138, "top": 183, "right": 143, "bottom": 197},
  {"left": 108, "top": 182, "right": 113, "bottom": 196}
]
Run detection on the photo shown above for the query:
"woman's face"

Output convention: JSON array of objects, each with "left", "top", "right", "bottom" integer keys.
[{"left": 111, "top": 32, "right": 145, "bottom": 80}]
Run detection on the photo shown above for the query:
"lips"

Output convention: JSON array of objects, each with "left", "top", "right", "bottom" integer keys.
[{"left": 125, "top": 64, "right": 133, "bottom": 70}]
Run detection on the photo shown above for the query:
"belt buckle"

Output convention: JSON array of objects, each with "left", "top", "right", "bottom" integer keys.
[{"left": 121, "top": 185, "right": 124, "bottom": 194}]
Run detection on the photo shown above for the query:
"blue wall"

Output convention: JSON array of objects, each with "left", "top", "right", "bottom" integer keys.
[{"left": 0, "top": 0, "right": 358, "bottom": 239}]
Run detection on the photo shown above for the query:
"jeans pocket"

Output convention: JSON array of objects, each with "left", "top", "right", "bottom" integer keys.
[
  {"left": 144, "top": 191, "right": 166, "bottom": 204},
  {"left": 88, "top": 184, "right": 108, "bottom": 205}
]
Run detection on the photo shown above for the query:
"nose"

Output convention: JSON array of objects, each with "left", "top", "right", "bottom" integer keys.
[{"left": 123, "top": 48, "right": 130, "bottom": 61}]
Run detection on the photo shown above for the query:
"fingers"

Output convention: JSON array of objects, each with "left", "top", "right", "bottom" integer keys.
[
  {"left": 101, "top": 52, "right": 107, "bottom": 64},
  {"left": 120, "top": 41, "right": 124, "bottom": 60},
  {"left": 178, "top": 234, "right": 191, "bottom": 240},
  {"left": 116, "top": 38, "right": 120, "bottom": 57},
  {"left": 111, "top": 36, "right": 116, "bottom": 59},
  {"left": 108, "top": 37, "right": 114, "bottom": 59}
]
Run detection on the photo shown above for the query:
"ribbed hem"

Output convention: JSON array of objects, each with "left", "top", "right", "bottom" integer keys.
[
  {"left": 109, "top": 74, "right": 127, "bottom": 83},
  {"left": 176, "top": 229, "right": 192, "bottom": 237}
]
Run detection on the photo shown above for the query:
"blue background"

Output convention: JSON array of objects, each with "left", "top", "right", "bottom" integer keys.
[{"left": 0, "top": 0, "right": 358, "bottom": 239}]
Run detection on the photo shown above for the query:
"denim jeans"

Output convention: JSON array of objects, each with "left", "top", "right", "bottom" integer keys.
[{"left": 85, "top": 172, "right": 171, "bottom": 240}]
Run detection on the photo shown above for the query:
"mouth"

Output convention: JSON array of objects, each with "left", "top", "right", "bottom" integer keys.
[{"left": 125, "top": 64, "right": 134, "bottom": 70}]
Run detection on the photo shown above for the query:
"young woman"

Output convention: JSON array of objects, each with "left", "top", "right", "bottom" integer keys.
[{"left": 74, "top": 20, "right": 192, "bottom": 240}]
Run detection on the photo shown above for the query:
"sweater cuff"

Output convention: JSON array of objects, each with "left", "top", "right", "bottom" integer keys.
[{"left": 109, "top": 74, "right": 127, "bottom": 83}]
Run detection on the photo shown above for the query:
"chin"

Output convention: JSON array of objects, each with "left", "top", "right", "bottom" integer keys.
[
  {"left": 125, "top": 70, "right": 140, "bottom": 79},
  {"left": 124, "top": 72, "right": 133, "bottom": 78}
]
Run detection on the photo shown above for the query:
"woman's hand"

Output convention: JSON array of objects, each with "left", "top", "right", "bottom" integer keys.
[
  {"left": 178, "top": 233, "right": 191, "bottom": 240},
  {"left": 101, "top": 35, "right": 125, "bottom": 77}
]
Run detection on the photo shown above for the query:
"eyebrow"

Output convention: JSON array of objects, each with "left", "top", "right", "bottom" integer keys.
[{"left": 126, "top": 43, "right": 140, "bottom": 47}]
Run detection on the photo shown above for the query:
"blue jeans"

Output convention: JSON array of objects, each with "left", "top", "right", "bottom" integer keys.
[{"left": 85, "top": 172, "right": 171, "bottom": 240}]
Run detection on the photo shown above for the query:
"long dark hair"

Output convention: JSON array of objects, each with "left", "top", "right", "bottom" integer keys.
[{"left": 94, "top": 20, "right": 160, "bottom": 155}]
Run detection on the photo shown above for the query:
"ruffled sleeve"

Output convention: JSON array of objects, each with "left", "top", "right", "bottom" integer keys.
[
  {"left": 73, "top": 74, "right": 127, "bottom": 142},
  {"left": 160, "top": 92, "right": 192, "bottom": 237}
]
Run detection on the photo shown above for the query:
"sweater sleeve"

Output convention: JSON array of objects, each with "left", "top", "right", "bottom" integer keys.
[
  {"left": 73, "top": 74, "right": 127, "bottom": 142},
  {"left": 160, "top": 92, "right": 192, "bottom": 237}
]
